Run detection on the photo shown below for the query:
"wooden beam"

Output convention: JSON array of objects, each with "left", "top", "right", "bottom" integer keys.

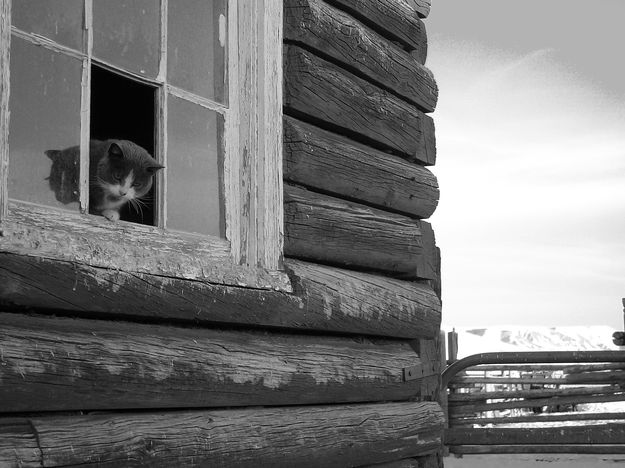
[
  {"left": 284, "top": 45, "right": 435, "bottom": 165},
  {"left": 283, "top": 117, "right": 439, "bottom": 219},
  {"left": 0, "top": 312, "right": 434, "bottom": 412},
  {"left": 284, "top": 0, "right": 436, "bottom": 109},
  {"left": 0, "top": 0, "right": 10, "bottom": 221},
  {"left": 0, "top": 253, "right": 440, "bottom": 339},
  {"left": 448, "top": 384, "right": 624, "bottom": 402},
  {"left": 326, "top": 0, "right": 430, "bottom": 52},
  {"left": 449, "top": 445, "right": 625, "bottom": 455},
  {"left": 451, "top": 412, "right": 625, "bottom": 426},
  {"left": 1, "top": 402, "right": 444, "bottom": 467},
  {"left": 449, "top": 393, "right": 625, "bottom": 415},
  {"left": 445, "top": 424, "right": 625, "bottom": 446},
  {"left": 284, "top": 184, "right": 437, "bottom": 279}
]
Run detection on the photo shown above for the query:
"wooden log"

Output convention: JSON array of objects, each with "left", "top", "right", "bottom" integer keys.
[
  {"left": 450, "top": 375, "right": 625, "bottom": 385},
  {"left": 286, "top": 259, "right": 441, "bottom": 338},
  {"left": 0, "top": 252, "right": 441, "bottom": 339},
  {"left": 0, "top": 312, "right": 435, "bottom": 412},
  {"left": 327, "top": 0, "right": 431, "bottom": 52},
  {"left": 284, "top": 184, "right": 437, "bottom": 279},
  {"left": 448, "top": 385, "right": 624, "bottom": 402},
  {"left": 1, "top": 402, "right": 444, "bottom": 467},
  {"left": 449, "top": 445, "right": 625, "bottom": 455},
  {"left": 0, "top": 0, "right": 9, "bottom": 221},
  {"left": 284, "top": 0, "right": 436, "bottom": 109},
  {"left": 451, "top": 412, "right": 625, "bottom": 426},
  {"left": 284, "top": 45, "right": 436, "bottom": 165},
  {"left": 360, "top": 459, "right": 419, "bottom": 468},
  {"left": 449, "top": 393, "right": 625, "bottom": 415},
  {"left": 470, "top": 363, "right": 625, "bottom": 372},
  {"left": 445, "top": 424, "right": 625, "bottom": 445},
  {"left": 283, "top": 117, "right": 439, "bottom": 219},
  {"left": 0, "top": 419, "right": 41, "bottom": 468}
]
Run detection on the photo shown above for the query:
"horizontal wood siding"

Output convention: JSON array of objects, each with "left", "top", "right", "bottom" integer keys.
[
  {"left": 283, "top": 117, "right": 439, "bottom": 218},
  {"left": 1, "top": 402, "right": 444, "bottom": 467},
  {"left": 284, "top": 0, "right": 436, "bottom": 109},
  {"left": 327, "top": 0, "right": 430, "bottom": 49},
  {"left": 0, "top": 252, "right": 440, "bottom": 339},
  {"left": 283, "top": 45, "right": 436, "bottom": 165},
  {"left": 0, "top": 313, "right": 433, "bottom": 412},
  {"left": 284, "top": 184, "right": 436, "bottom": 279}
]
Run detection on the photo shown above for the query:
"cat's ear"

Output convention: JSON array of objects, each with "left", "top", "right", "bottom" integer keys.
[
  {"left": 108, "top": 143, "right": 124, "bottom": 159},
  {"left": 45, "top": 150, "right": 61, "bottom": 161},
  {"left": 146, "top": 164, "right": 165, "bottom": 174}
]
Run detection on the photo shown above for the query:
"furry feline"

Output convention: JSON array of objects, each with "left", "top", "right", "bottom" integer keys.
[{"left": 89, "top": 140, "right": 163, "bottom": 221}]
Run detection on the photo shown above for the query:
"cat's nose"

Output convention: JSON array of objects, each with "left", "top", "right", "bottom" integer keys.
[{"left": 119, "top": 189, "right": 127, "bottom": 196}]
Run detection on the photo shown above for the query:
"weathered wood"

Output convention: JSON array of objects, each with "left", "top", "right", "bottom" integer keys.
[
  {"left": 283, "top": 117, "right": 439, "bottom": 219},
  {"left": 284, "top": 184, "right": 436, "bottom": 279},
  {"left": 0, "top": 0, "right": 9, "bottom": 221},
  {"left": 448, "top": 384, "right": 624, "bottom": 402},
  {"left": 326, "top": 0, "right": 430, "bottom": 52},
  {"left": 230, "top": 0, "right": 284, "bottom": 269},
  {"left": 1, "top": 202, "right": 291, "bottom": 291},
  {"left": 360, "top": 459, "right": 419, "bottom": 468},
  {"left": 0, "top": 253, "right": 441, "bottom": 339},
  {"left": 445, "top": 424, "right": 625, "bottom": 446},
  {"left": 286, "top": 259, "right": 441, "bottom": 337},
  {"left": 450, "top": 374, "right": 625, "bottom": 385},
  {"left": 284, "top": 45, "right": 436, "bottom": 165},
  {"left": 0, "top": 312, "right": 432, "bottom": 412},
  {"left": 451, "top": 412, "right": 625, "bottom": 426},
  {"left": 449, "top": 445, "right": 625, "bottom": 455},
  {"left": 0, "top": 419, "right": 41, "bottom": 468},
  {"left": 1, "top": 402, "right": 444, "bottom": 467},
  {"left": 284, "top": 0, "right": 436, "bottom": 110},
  {"left": 449, "top": 393, "right": 625, "bottom": 415},
  {"left": 418, "top": 337, "right": 441, "bottom": 401},
  {"left": 470, "top": 362, "right": 625, "bottom": 373}
]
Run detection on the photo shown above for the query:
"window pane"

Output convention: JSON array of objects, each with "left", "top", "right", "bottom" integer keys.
[
  {"left": 8, "top": 37, "right": 82, "bottom": 211},
  {"left": 168, "top": 0, "right": 227, "bottom": 103},
  {"left": 93, "top": 0, "right": 160, "bottom": 78},
  {"left": 166, "top": 95, "right": 224, "bottom": 237},
  {"left": 12, "top": 0, "right": 84, "bottom": 52}
]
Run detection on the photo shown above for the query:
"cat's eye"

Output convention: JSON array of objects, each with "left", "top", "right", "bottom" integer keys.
[{"left": 132, "top": 182, "right": 142, "bottom": 188}]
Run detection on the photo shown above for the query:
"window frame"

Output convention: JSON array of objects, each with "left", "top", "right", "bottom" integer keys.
[{"left": 0, "top": 0, "right": 288, "bottom": 291}]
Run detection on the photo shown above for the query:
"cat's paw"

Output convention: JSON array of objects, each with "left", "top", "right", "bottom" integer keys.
[{"left": 102, "top": 209, "right": 120, "bottom": 222}]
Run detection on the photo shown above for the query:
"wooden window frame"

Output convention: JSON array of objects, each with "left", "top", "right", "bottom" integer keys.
[{"left": 0, "top": 0, "right": 288, "bottom": 291}]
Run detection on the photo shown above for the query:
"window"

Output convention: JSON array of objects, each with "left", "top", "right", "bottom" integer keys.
[{"left": 0, "top": 0, "right": 287, "bottom": 290}]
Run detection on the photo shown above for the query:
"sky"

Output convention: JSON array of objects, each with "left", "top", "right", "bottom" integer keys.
[{"left": 426, "top": 1, "right": 625, "bottom": 330}]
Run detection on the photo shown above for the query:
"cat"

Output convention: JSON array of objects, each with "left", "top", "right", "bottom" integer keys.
[
  {"left": 89, "top": 139, "right": 163, "bottom": 221},
  {"left": 45, "top": 140, "right": 163, "bottom": 221}
]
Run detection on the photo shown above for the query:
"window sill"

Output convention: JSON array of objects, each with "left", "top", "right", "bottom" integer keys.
[{"left": 0, "top": 201, "right": 291, "bottom": 292}]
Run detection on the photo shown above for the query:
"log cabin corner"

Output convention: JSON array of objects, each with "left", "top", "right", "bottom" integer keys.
[{"left": 0, "top": 0, "right": 443, "bottom": 466}]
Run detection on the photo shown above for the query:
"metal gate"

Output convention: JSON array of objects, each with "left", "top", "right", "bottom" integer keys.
[{"left": 441, "top": 351, "right": 625, "bottom": 455}]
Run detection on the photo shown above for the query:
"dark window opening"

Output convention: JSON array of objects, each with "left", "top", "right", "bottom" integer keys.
[{"left": 90, "top": 64, "right": 157, "bottom": 225}]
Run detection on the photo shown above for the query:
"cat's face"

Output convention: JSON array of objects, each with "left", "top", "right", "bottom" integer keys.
[{"left": 96, "top": 141, "right": 163, "bottom": 204}]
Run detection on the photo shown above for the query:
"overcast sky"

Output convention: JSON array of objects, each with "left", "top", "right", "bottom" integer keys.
[{"left": 426, "top": 1, "right": 625, "bottom": 330}]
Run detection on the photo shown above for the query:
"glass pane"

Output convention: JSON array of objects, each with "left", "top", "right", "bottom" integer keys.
[
  {"left": 93, "top": 0, "right": 160, "bottom": 78},
  {"left": 8, "top": 37, "right": 82, "bottom": 211},
  {"left": 168, "top": 0, "right": 227, "bottom": 103},
  {"left": 166, "top": 95, "right": 224, "bottom": 237},
  {"left": 12, "top": 0, "right": 84, "bottom": 52}
]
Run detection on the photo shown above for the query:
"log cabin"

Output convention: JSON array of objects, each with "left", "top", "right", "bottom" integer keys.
[{"left": 0, "top": 0, "right": 443, "bottom": 466}]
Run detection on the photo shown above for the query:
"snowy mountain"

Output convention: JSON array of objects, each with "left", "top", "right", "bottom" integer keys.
[{"left": 447, "top": 326, "right": 622, "bottom": 359}]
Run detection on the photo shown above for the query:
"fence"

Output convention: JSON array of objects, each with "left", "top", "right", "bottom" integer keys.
[{"left": 441, "top": 349, "right": 625, "bottom": 454}]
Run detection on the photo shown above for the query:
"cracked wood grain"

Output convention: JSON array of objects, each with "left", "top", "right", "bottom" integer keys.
[
  {"left": 284, "top": 184, "right": 437, "bottom": 279},
  {"left": 284, "top": 117, "right": 439, "bottom": 219},
  {"left": 1, "top": 401, "right": 444, "bottom": 467},
  {"left": 283, "top": 45, "right": 436, "bottom": 165},
  {"left": 284, "top": 0, "right": 436, "bottom": 108}
]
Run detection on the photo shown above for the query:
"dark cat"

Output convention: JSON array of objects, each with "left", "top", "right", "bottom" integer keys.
[{"left": 89, "top": 140, "right": 163, "bottom": 221}]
